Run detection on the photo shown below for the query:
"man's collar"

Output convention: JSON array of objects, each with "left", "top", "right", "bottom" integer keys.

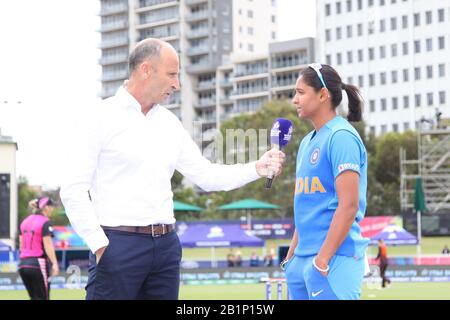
[
  {"left": 115, "top": 84, "right": 144, "bottom": 113},
  {"left": 115, "top": 83, "right": 161, "bottom": 115}
]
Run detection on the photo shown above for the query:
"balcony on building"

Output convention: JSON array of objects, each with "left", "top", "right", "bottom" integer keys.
[
  {"left": 136, "top": 0, "right": 179, "bottom": 12},
  {"left": 186, "top": 27, "right": 209, "bottom": 39},
  {"left": 187, "top": 45, "right": 209, "bottom": 56},
  {"left": 194, "top": 98, "right": 216, "bottom": 109},
  {"left": 185, "top": 0, "right": 208, "bottom": 6},
  {"left": 99, "top": 53, "right": 129, "bottom": 65},
  {"left": 99, "top": 2, "right": 128, "bottom": 16},
  {"left": 99, "top": 20, "right": 128, "bottom": 33},
  {"left": 99, "top": 37, "right": 129, "bottom": 49},
  {"left": 101, "top": 69, "right": 129, "bottom": 82},
  {"left": 185, "top": 10, "right": 209, "bottom": 22},
  {"left": 186, "top": 60, "right": 214, "bottom": 74}
]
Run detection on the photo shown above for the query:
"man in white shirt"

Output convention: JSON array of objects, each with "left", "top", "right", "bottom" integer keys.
[{"left": 60, "top": 38, "right": 285, "bottom": 300}]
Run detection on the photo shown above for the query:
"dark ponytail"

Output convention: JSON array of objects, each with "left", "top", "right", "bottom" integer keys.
[
  {"left": 342, "top": 83, "right": 363, "bottom": 122},
  {"left": 299, "top": 64, "right": 364, "bottom": 122}
]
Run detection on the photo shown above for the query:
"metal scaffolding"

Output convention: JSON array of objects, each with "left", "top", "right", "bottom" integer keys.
[{"left": 400, "top": 128, "right": 450, "bottom": 214}]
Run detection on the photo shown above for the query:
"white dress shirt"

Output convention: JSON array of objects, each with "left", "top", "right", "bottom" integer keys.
[{"left": 60, "top": 86, "right": 260, "bottom": 254}]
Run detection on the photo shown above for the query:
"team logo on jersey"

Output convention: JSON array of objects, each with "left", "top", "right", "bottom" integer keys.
[{"left": 310, "top": 148, "right": 320, "bottom": 165}]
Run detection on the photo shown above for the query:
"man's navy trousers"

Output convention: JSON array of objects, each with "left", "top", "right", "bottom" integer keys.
[{"left": 86, "top": 228, "right": 182, "bottom": 300}]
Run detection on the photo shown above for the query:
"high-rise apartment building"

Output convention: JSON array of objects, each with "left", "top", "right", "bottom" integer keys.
[
  {"left": 99, "top": 0, "right": 278, "bottom": 136},
  {"left": 317, "top": 0, "right": 450, "bottom": 135}
]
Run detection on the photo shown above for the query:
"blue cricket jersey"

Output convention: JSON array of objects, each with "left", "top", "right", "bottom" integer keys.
[{"left": 293, "top": 115, "right": 369, "bottom": 259}]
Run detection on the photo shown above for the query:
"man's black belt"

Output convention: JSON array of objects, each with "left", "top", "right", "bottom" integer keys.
[{"left": 101, "top": 224, "right": 175, "bottom": 237}]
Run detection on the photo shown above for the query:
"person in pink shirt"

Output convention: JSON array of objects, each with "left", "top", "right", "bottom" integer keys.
[{"left": 18, "top": 197, "right": 59, "bottom": 300}]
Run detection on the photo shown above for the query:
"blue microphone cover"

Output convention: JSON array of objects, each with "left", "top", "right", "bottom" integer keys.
[{"left": 270, "top": 118, "right": 293, "bottom": 148}]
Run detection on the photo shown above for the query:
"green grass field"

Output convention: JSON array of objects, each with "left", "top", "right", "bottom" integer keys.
[
  {"left": 1, "top": 282, "right": 450, "bottom": 300},
  {"left": 183, "top": 236, "right": 450, "bottom": 260}
]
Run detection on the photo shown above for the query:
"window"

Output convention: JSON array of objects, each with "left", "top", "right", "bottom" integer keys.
[
  {"left": 326, "top": 54, "right": 332, "bottom": 65},
  {"left": 414, "top": 67, "right": 421, "bottom": 80},
  {"left": 369, "top": 100, "right": 376, "bottom": 112},
  {"left": 380, "top": 0, "right": 385, "bottom": 5},
  {"left": 326, "top": 29, "right": 331, "bottom": 42},
  {"left": 347, "top": 0, "right": 352, "bottom": 12},
  {"left": 325, "top": 3, "right": 331, "bottom": 16},
  {"left": 347, "top": 76, "right": 354, "bottom": 84},
  {"left": 369, "top": 47, "right": 375, "bottom": 60},
  {"left": 427, "top": 92, "right": 433, "bottom": 106},
  {"left": 347, "top": 51, "right": 353, "bottom": 64},
  {"left": 403, "top": 68, "right": 409, "bottom": 82},
  {"left": 415, "top": 94, "right": 421, "bottom": 107},
  {"left": 358, "top": 75, "right": 364, "bottom": 87},
  {"left": 402, "top": 42, "right": 409, "bottom": 55},
  {"left": 426, "top": 38, "right": 433, "bottom": 51},
  {"left": 391, "top": 17, "right": 397, "bottom": 30},
  {"left": 380, "top": 46, "right": 386, "bottom": 59},
  {"left": 336, "top": 1, "right": 342, "bottom": 14},
  {"left": 272, "top": 31, "right": 276, "bottom": 39},
  {"left": 368, "top": 0, "right": 374, "bottom": 6},
  {"left": 358, "top": 49, "right": 364, "bottom": 62},
  {"left": 381, "top": 98, "right": 387, "bottom": 111},
  {"left": 438, "top": 36, "right": 445, "bottom": 50},
  {"left": 239, "top": 26, "right": 243, "bottom": 33},
  {"left": 426, "top": 11, "right": 432, "bottom": 24},
  {"left": 393, "top": 123, "right": 399, "bottom": 132},
  {"left": 391, "top": 44, "right": 398, "bottom": 57},
  {"left": 403, "top": 96, "right": 409, "bottom": 109},
  {"left": 391, "top": 70, "right": 398, "bottom": 83},
  {"left": 414, "top": 40, "right": 421, "bottom": 53},
  {"left": 381, "top": 125, "right": 387, "bottom": 134},
  {"left": 357, "top": 23, "right": 363, "bottom": 36},
  {"left": 414, "top": 13, "right": 420, "bottom": 26},
  {"left": 402, "top": 15, "right": 408, "bottom": 28},
  {"left": 271, "top": 15, "right": 276, "bottom": 23},
  {"left": 248, "top": 27, "right": 254, "bottom": 35},
  {"left": 380, "top": 72, "right": 387, "bottom": 85},
  {"left": 248, "top": 43, "right": 254, "bottom": 51},
  {"left": 426, "top": 65, "right": 433, "bottom": 79},
  {"left": 392, "top": 97, "right": 398, "bottom": 110},
  {"left": 370, "top": 126, "right": 376, "bottom": 135},
  {"left": 336, "top": 27, "right": 342, "bottom": 40},
  {"left": 368, "top": 21, "right": 375, "bottom": 34},
  {"left": 358, "top": 0, "right": 363, "bottom": 10},
  {"left": 438, "top": 8, "right": 445, "bottom": 22},
  {"left": 404, "top": 122, "right": 410, "bottom": 131},
  {"left": 369, "top": 73, "right": 375, "bottom": 86},
  {"left": 248, "top": 10, "right": 253, "bottom": 18},
  {"left": 439, "top": 91, "right": 446, "bottom": 105},
  {"left": 380, "top": 19, "right": 386, "bottom": 32},
  {"left": 438, "top": 63, "right": 446, "bottom": 77},
  {"left": 337, "top": 53, "right": 342, "bottom": 65},
  {"left": 347, "top": 25, "right": 353, "bottom": 38}
]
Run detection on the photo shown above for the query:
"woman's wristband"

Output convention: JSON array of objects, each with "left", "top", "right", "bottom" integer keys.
[{"left": 313, "top": 257, "right": 330, "bottom": 273}]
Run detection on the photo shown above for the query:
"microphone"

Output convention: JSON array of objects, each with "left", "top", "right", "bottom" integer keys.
[{"left": 265, "top": 118, "right": 293, "bottom": 189}]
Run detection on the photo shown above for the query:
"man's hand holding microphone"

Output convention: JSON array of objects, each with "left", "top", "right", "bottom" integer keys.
[{"left": 256, "top": 118, "right": 293, "bottom": 187}]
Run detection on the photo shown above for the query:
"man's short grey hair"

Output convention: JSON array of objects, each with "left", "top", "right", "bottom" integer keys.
[{"left": 128, "top": 39, "right": 162, "bottom": 74}]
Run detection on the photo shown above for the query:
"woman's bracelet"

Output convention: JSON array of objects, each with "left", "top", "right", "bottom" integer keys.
[{"left": 313, "top": 257, "right": 330, "bottom": 273}]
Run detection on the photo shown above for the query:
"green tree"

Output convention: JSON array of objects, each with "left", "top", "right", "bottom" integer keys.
[
  {"left": 203, "top": 100, "right": 313, "bottom": 219},
  {"left": 17, "top": 176, "right": 38, "bottom": 223},
  {"left": 366, "top": 131, "right": 418, "bottom": 215}
]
